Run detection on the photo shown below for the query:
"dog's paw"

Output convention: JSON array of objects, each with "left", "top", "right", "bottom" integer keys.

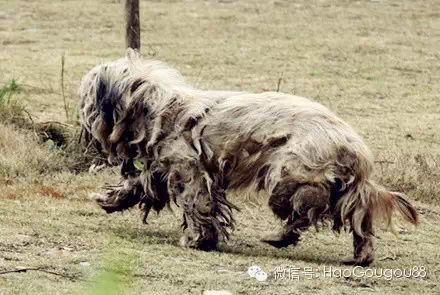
[
  {"left": 261, "top": 239, "right": 292, "bottom": 248},
  {"left": 91, "top": 191, "right": 122, "bottom": 213},
  {"left": 89, "top": 192, "right": 106, "bottom": 202},
  {"left": 261, "top": 236, "right": 299, "bottom": 248},
  {"left": 180, "top": 232, "right": 218, "bottom": 251},
  {"left": 196, "top": 239, "right": 218, "bottom": 252}
]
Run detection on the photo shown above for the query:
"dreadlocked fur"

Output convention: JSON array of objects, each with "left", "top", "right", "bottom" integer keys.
[{"left": 79, "top": 49, "right": 418, "bottom": 266}]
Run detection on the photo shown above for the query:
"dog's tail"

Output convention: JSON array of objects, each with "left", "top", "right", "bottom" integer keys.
[
  {"left": 370, "top": 187, "right": 418, "bottom": 225},
  {"left": 339, "top": 180, "right": 418, "bottom": 237}
]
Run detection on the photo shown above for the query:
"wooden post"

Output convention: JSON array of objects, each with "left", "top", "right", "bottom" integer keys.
[{"left": 125, "top": 0, "right": 140, "bottom": 50}]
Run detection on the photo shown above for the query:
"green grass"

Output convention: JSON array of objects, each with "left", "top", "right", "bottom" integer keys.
[
  {"left": 84, "top": 250, "right": 137, "bottom": 295},
  {"left": 0, "top": 80, "right": 19, "bottom": 103},
  {"left": 0, "top": 80, "right": 29, "bottom": 126}
]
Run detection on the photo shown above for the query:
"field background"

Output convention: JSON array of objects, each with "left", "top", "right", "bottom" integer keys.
[{"left": 1, "top": 0, "right": 439, "bottom": 294}]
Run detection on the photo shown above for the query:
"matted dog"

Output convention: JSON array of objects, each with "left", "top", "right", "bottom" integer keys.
[{"left": 79, "top": 50, "right": 418, "bottom": 266}]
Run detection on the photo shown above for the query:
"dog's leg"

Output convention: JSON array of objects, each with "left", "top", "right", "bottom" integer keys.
[
  {"left": 140, "top": 171, "right": 171, "bottom": 223},
  {"left": 342, "top": 214, "right": 375, "bottom": 266},
  {"left": 267, "top": 180, "right": 297, "bottom": 221},
  {"left": 263, "top": 212, "right": 311, "bottom": 248},
  {"left": 180, "top": 210, "right": 220, "bottom": 251},
  {"left": 94, "top": 158, "right": 141, "bottom": 211},
  {"left": 264, "top": 181, "right": 303, "bottom": 248},
  {"left": 95, "top": 176, "right": 144, "bottom": 213},
  {"left": 180, "top": 193, "right": 219, "bottom": 251},
  {"left": 179, "top": 176, "right": 234, "bottom": 251},
  {"left": 264, "top": 182, "right": 329, "bottom": 248}
]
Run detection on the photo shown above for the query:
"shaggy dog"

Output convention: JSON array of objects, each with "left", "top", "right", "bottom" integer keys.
[{"left": 79, "top": 50, "right": 418, "bottom": 266}]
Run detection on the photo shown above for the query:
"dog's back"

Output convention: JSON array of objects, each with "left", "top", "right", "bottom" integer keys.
[{"left": 200, "top": 92, "right": 373, "bottom": 194}]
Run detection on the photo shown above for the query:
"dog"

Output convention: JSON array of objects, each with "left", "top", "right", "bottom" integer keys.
[{"left": 79, "top": 49, "right": 418, "bottom": 266}]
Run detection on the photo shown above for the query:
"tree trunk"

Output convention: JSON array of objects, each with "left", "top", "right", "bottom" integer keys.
[{"left": 125, "top": 0, "right": 140, "bottom": 50}]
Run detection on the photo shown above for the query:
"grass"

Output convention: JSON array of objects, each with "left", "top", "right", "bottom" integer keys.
[
  {"left": 0, "top": 79, "right": 102, "bottom": 176},
  {"left": 0, "top": 80, "right": 29, "bottom": 127},
  {"left": 0, "top": 0, "right": 440, "bottom": 294},
  {"left": 0, "top": 80, "right": 19, "bottom": 103}
]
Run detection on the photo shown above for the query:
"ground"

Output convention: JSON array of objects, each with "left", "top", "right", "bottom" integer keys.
[{"left": 0, "top": 0, "right": 439, "bottom": 294}]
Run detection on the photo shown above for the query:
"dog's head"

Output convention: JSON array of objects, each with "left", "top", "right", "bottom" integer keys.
[
  {"left": 79, "top": 55, "right": 152, "bottom": 165},
  {"left": 94, "top": 66, "right": 151, "bottom": 164},
  {"left": 79, "top": 49, "right": 188, "bottom": 166}
]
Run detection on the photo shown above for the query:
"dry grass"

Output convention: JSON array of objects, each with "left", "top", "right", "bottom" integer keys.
[
  {"left": 0, "top": 0, "right": 440, "bottom": 294},
  {"left": 375, "top": 153, "right": 440, "bottom": 204},
  {"left": 0, "top": 123, "right": 64, "bottom": 178}
]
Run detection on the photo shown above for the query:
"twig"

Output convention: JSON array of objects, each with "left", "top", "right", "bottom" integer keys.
[
  {"left": 276, "top": 72, "right": 284, "bottom": 92},
  {"left": 78, "top": 127, "right": 84, "bottom": 144},
  {"left": 60, "top": 53, "right": 69, "bottom": 120},
  {"left": 379, "top": 251, "right": 397, "bottom": 261},
  {"left": 374, "top": 160, "right": 395, "bottom": 164},
  {"left": 22, "top": 109, "right": 35, "bottom": 125},
  {"left": 37, "top": 121, "right": 73, "bottom": 127},
  {"left": 0, "top": 267, "right": 78, "bottom": 280}
]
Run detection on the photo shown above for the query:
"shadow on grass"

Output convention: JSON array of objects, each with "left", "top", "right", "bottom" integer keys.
[
  {"left": 110, "top": 224, "right": 180, "bottom": 246},
  {"left": 220, "top": 241, "right": 343, "bottom": 265},
  {"left": 109, "top": 222, "right": 343, "bottom": 265}
]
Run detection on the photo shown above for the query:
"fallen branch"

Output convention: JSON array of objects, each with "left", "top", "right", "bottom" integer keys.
[
  {"left": 37, "top": 121, "right": 73, "bottom": 128},
  {"left": 0, "top": 267, "right": 78, "bottom": 280},
  {"left": 374, "top": 160, "right": 395, "bottom": 164}
]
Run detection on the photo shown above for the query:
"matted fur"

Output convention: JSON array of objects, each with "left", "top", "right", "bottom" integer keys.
[{"left": 79, "top": 50, "right": 418, "bottom": 265}]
